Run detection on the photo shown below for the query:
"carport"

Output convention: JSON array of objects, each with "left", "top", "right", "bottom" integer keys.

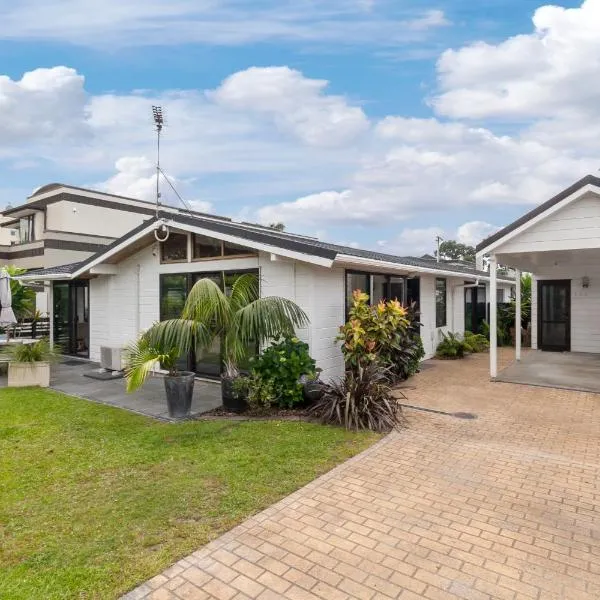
[{"left": 476, "top": 175, "right": 600, "bottom": 385}]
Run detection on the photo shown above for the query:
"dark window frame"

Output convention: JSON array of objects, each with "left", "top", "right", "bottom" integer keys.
[
  {"left": 191, "top": 234, "right": 258, "bottom": 261},
  {"left": 159, "top": 268, "right": 260, "bottom": 377},
  {"left": 18, "top": 214, "right": 35, "bottom": 244},
  {"left": 435, "top": 278, "right": 447, "bottom": 328},
  {"left": 344, "top": 270, "right": 414, "bottom": 319}
]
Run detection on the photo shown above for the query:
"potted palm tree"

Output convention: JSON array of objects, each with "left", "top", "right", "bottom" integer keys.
[
  {"left": 124, "top": 320, "right": 207, "bottom": 418},
  {"left": 141, "top": 273, "right": 308, "bottom": 412}
]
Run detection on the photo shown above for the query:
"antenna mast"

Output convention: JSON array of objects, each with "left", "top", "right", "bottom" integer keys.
[{"left": 152, "top": 105, "right": 164, "bottom": 219}]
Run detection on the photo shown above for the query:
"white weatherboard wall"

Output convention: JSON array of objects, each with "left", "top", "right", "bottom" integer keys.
[
  {"left": 530, "top": 264, "right": 600, "bottom": 353},
  {"left": 88, "top": 245, "right": 345, "bottom": 380},
  {"left": 496, "top": 192, "right": 600, "bottom": 254}
]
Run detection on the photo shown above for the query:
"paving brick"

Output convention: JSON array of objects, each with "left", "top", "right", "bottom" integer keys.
[{"left": 123, "top": 350, "right": 600, "bottom": 600}]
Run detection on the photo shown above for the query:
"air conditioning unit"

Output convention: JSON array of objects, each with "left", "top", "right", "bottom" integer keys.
[{"left": 100, "top": 346, "right": 123, "bottom": 372}]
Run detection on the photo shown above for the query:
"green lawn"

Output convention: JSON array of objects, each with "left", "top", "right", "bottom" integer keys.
[{"left": 0, "top": 388, "right": 379, "bottom": 600}]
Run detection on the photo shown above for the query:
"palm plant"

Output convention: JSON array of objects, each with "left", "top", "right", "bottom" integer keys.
[{"left": 125, "top": 273, "right": 309, "bottom": 392}]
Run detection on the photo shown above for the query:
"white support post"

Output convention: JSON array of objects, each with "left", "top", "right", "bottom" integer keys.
[
  {"left": 48, "top": 283, "right": 54, "bottom": 349},
  {"left": 515, "top": 269, "right": 521, "bottom": 362},
  {"left": 489, "top": 255, "right": 498, "bottom": 379}
]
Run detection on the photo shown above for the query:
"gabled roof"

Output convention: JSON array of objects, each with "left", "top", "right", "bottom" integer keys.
[
  {"left": 476, "top": 175, "right": 600, "bottom": 253},
  {"left": 17, "top": 210, "right": 514, "bottom": 284}
]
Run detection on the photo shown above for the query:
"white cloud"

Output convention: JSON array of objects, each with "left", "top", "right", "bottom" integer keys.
[
  {"left": 432, "top": 0, "right": 600, "bottom": 120},
  {"left": 456, "top": 221, "right": 499, "bottom": 247},
  {"left": 100, "top": 156, "right": 157, "bottom": 200},
  {"left": 375, "top": 220, "right": 499, "bottom": 256},
  {"left": 210, "top": 67, "right": 369, "bottom": 147},
  {"left": 0, "top": 1, "right": 449, "bottom": 48},
  {"left": 0, "top": 66, "right": 87, "bottom": 147}
]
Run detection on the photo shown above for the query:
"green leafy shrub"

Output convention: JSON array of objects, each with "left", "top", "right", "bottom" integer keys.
[
  {"left": 464, "top": 331, "right": 489, "bottom": 353},
  {"left": 310, "top": 363, "right": 404, "bottom": 432},
  {"left": 391, "top": 302, "right": 425, "bottom": 381},
  {"left": 232, "top": 373, "right": 277, "bottom": 412},
  {"left": 339, "top": 291, "right": 423, "bottom": 381},
  {"left": 436, "top": 332, "right": 469, "bottom": 359},
  {"left": 251, "top": 336, "right": 316, "bottom": 408}
]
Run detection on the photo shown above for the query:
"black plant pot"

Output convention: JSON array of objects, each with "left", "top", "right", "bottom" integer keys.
[
  {"left": 164, "top": 371, "right": 195, "bottom": 419},
  {"left": 303, "top": 379, "right": 325, "bottom": 403},
  {"left": 222, "top": 376, "right": 248, "bottom": 413}
]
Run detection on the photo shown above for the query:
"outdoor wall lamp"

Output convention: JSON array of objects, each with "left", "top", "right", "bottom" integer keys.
[{"left": 582, "top": 276, "right": 590, "bottom": 288}]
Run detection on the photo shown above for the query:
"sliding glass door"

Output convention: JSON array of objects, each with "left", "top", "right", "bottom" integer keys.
[{"left": 159, "top": 270, "right": 258, "bottom": 378}]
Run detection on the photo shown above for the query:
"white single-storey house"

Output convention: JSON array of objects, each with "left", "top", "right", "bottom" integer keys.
[
  {"left": 476, "top": 174, "right": 600, "bottom": 378},
  {"left": 18, "top": 211, "right": 514, "bottom": 381}
]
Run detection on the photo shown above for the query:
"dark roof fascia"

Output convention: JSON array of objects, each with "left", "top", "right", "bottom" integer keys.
[{"left": 476, "top": 175, "right": 600, "bottom": 252}]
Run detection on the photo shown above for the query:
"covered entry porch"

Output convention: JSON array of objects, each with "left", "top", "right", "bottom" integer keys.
[
  {"left": 496, "top": 350, "right": 600, "bottom": 393},
  {"left": 485, "top": 247, "right": 600, "bottom": 381}
]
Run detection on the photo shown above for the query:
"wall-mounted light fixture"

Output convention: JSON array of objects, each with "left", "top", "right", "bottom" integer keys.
[{"left": 582, "top": 276, "right": 590, "bottom": 289}]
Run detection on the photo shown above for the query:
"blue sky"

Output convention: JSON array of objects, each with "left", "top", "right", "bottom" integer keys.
[{"left": 0, "top": 0, "right": 594, "bottom": 255}]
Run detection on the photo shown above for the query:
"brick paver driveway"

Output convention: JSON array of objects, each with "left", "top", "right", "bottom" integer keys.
[{"left": 125, "top": 349, "right": 600, "bottom": 600}]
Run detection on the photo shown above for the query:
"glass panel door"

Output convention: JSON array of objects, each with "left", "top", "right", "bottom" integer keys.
[
  {"left": 192, "top": 273, "right": 223, "bottom": 377},
  {"left": 539, "top": 281, "right": 570, "bottom": 351},
  {"left": 71, "top": 283, "right": 89, "bottom": 357},
  {"left": 53, "top": 283, "right": 70, "bottom": 351},
  {"left": 53, "top": 281, "right": 89, "bottom": 357}
]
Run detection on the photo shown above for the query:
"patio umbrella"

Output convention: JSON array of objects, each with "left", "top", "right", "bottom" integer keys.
[{"left": 0, "top": 268, "right": 16, "bottom": 325}]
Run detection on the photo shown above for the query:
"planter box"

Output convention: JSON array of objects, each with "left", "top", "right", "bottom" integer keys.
[{"left": 8, "top": 362, "right": 50, "bottom": 388}]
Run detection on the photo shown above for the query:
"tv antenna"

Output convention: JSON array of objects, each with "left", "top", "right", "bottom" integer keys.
[
  {"left": 151, "top": 105, "right": 192, "bottom": 218},
  {"left": 152, "top": 105, "right": 164, "bottom": 219}
]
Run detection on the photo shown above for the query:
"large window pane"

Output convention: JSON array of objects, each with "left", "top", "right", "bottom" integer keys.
[
  {"left": 372, "top": 275, "right": 389, "bottom": 305},
  {"left": 389, "top": 277, "right": 405, "bottom": 303},
  {"left": 407, "top": 277, "right": 420, "bottom": 307},
  {"left": 435, "top": 278, "right": 447, "bottom": 328},
  {"left": 19, "top": 215, "right": 34, "bottom": 243},
  {"left": 161, "top": 233, "right": 188, "bottom": 262},
  {"left": 223, "top": 240, "right": 255, "bottom": 257},
  {"left": 192, "top": 234, "right": 222, "bottom": 260},
  {"left": 346, "top": 273, "right": 369, "bottom": 313},
  {"left": 160, "top": 275, "right": 188, "bottom": 319}
]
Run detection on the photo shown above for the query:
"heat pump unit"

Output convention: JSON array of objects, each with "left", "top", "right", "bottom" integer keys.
[{"left": 100, "top": 346, "right": 123, "bottom": 371}]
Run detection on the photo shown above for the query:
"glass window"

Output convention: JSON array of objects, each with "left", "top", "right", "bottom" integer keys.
[
  {"left": 496, "top": 288, "right": 505, "bottom": 304},
  {"left": 160, "top": 275, "right": 188, "bottom": 319},
  {"left": 372, "top": 275, "right": 389, "bottom": 305},
  {"left": 192, "top": 234, "right": 222, "bottom": 260},
  {"left": 389, "top": 277, "right": 405, "bottom": 303},
  {"left": 346, "top": 273, "right": 369, "bottom": 314},
  {"left": 18, "top": 215, "right": 35, "bottom": 243},
  {"left": 161, "top": 233, "right": 188, "bottom": 262},
  {"left": 223, "top": 240, "right": 255, "bottom": 257},
  {"left": 435, "top": 278, "right": 447, "bottom": 328},
  {"left": 407, "top": 277, "right": 420, "bottom": 307}
]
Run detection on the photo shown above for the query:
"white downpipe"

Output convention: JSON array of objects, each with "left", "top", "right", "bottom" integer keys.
[
  {"left": 489, "top": 255, "right": 498, "bottom": 378},
  {"left": 515, "top": 269, "right": 521, "bottom": 362}
]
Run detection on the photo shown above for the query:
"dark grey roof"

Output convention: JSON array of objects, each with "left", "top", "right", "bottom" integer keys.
[
  {"left": 21, "top": 210, "right": 514, "bottom": 282},
  {"left": 476, "top": 175, "right": 600, "bottom": 252},
  {"left": 23, "top": 262, "right": 84, "bottom": 277}
]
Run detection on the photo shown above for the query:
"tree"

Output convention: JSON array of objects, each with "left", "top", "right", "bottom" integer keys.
[
  {"left": 436, "top": 240, "right": 476, "bottom": 262},
  {"left": 5, "top": 265, "right": 35, "bottom": 320},
  {"left": 125, "top": 273, "right": 308, "bottom": 391},
  {"left": 268, "top": 222, "right": 285, "bottom": 232}
]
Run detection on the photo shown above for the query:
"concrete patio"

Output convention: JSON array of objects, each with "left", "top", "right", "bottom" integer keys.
[
  {"left": 0, "top": 358, "right": 223, "bottom": 421},
  {"left": 496, "top": 350, "right": 600, "bottom": 394}
]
